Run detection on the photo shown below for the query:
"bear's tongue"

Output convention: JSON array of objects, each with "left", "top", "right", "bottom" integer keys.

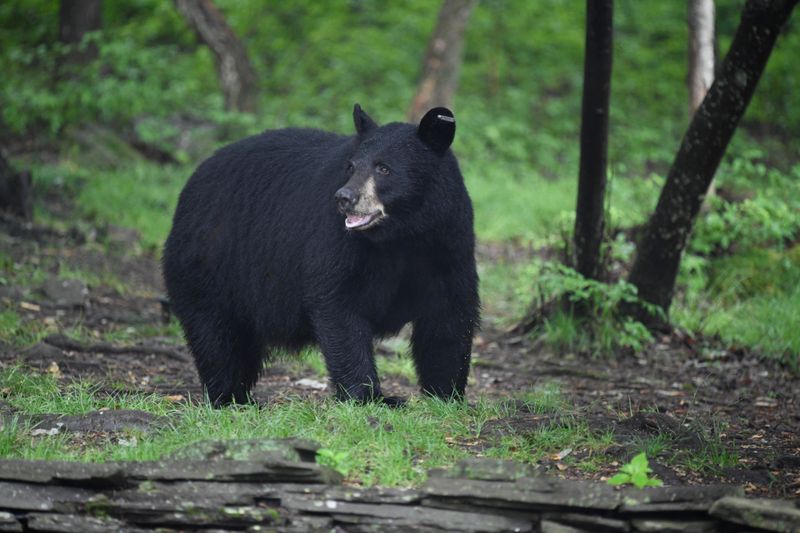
[{"left": 345, "top": 213, "right": 374, "bottom": 229}]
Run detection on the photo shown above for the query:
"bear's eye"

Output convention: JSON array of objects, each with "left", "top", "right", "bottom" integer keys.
[
  {"left": 346, "top": 162, "right": 355, "bottom": 175},
  {"left": 375, "top": 163, "right": 390, "bottom": 175}
]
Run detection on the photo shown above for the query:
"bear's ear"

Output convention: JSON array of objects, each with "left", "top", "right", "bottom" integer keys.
[
  {"left": 417, "top": 107, "right": 455, "bottom": 153},
  {"left": 353, "top": 103, "right": 378, "bottom": 136}
]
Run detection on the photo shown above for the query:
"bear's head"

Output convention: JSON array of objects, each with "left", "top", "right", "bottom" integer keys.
[{"left": 335, "top": 104, "right": 457, "bottom": 239}]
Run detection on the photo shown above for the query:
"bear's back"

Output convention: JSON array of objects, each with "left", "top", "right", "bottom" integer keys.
[{"left": 163, "top": 127, "right": 353, "bottom": 334}]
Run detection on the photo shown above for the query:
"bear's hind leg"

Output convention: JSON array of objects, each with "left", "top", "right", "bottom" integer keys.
[{"left": 181, "top": 313, "right": 263, "bottom": 407}]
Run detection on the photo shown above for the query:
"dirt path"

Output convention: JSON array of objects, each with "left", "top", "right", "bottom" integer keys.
[{"left": 1, "top": 216, "right": 798, "bottom": 498}]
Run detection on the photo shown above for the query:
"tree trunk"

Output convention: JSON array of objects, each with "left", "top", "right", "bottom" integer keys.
[
  {"left": 573, "top": 0, "right": 614, "bottom": 281},
  {"left": 407, "top": 0, "right": 477, "bottom": 123},
  {"left": 688, "top": 0, "right": 717, "bottom": 202},
  {"left": 174, "top": 0, "right": 258, "bottom": 113},
  {"left": 688, "top": 0, "right": 716, "bottom": 116},
  {"left": 58, "top": 0, "right": 102, "bottom": 68},
  {"left": 0, "top": 152, "right": 33, "bottom": 221},
  {"left": 626, "top": 0, "right": 798, "bottom": 326}
]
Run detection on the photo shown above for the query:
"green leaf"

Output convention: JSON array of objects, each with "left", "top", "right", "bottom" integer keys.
[
  {"left": 607, "top": 473, "right": 630, "bottom": 486},
  {"left": 630, "top": 452, "right": 650, "bottom": 472},
  {"left": 607, "top": 453, "right": 663, "bottom": 488},
  {"left": 630, "top": 471, "right": 649, "bottom": 488}
]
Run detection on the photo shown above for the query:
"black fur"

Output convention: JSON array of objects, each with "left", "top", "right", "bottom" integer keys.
[{"left": 163, "top": 104, "right": 479, "bottom": 406}]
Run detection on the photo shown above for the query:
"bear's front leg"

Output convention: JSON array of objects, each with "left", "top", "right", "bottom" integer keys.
[{"left": 311, "top": 309, "right": 382, "bottom": 402}]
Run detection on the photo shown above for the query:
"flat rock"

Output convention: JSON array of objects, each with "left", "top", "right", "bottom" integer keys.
[
  {"left": 166, "top": 437, "right": 320, "bottom": 463},
  {"left": 41, "top": 277, "right": 89, "bottom": 308},
  {"left": 283, "top": 494, "right": 533, "bottom": 532},
  {"left": 630, "top": 518, "right": 722, "bottom": 532},
  {"left": 20, "top": 341, "right": 64, "bottom": 361},
  {"left": 31, "top": 409, "right": 167, "bottom": 434},
  {"left": 0, "top": 481, "right": 95, "bottom": 512},
  {"left": 540, "top": 520, "right": 592, "bottom": 533},
  {"left": 429, "top": 457, "right": 537, "bottom": 481},
  {"left": 127, "top": 458, "right": 340, "bottom": 484},
  {"left": 0, "top": 511, "right": 22, "bottom": 532},
  {"left": 25, "top": 513, "right": 138, "bottom": 533},
  {"left": 0, "top": 460, "right": 125, "bottom": 486},
  {"left": 323, "top": 486, "right": 423, "bottom": 505},
  {"left": 424, "top": 475, "right": 621, "bottom": 511},
  {"left": 544, "top": 512, "right": 630, "bottom": 531},
  {"left": 619, "top": 484, "right": 743, "bottom": 513},
  {"left": 709, "top": 496, "right": 800, "bottom": 532}
]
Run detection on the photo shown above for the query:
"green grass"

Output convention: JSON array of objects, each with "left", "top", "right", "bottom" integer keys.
[
  {"left": 675, "top": 245, "right": 800, "bottom": 367},
  {"left": 0, "top": 366, "right": 746, "bottom": 485},
  {"left": 1, "top": 366, "right": 593, "bottom": 485},
  {"left": 33, "top": 162, "right": 186, "bottom": 251},
  {"left": 281, "top": 345, "right": 418, "bottom": 385},
  {"left": 0, "top": 310, "right": 46, "bottom": 347}
]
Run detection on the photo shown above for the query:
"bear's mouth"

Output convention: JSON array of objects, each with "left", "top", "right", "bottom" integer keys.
[{"left": 345, "top": 210, "right": 384, "bottom": 230}]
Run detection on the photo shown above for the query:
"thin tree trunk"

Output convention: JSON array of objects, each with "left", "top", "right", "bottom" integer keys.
[
  {"left": 174, "top": 0, "right": 258, "bottom": 113},
  {"left": 688, "top": 0, "right": 716, "bottom": 116},
  {"left": 407, "top": 0, "right": 477, "bottom": 123},
  {"left": 688, "top": 0, "right": 717, "bottom": 201},
  {"left": 573, "top": 0, "right": 614, "bottom": 281},
  {"left": 626, "top": 0, "right": 798, "bottom": 326},
  {"left": 58, "top": 0, "right": 102, "bottom": 69},
  {"left": 0, "top": 152, "right": 33, "bottom": 221}
]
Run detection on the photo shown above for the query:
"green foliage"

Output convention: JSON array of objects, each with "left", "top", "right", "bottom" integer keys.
[
  {"left": 690, "top": 156, "right": 800, "bottom": 256},
  {"left": 607, "top": 452, "right": 663, "bottom": 488},
  {"left": 31, "top": 162, "right": 185, "bottom": 251},
  {"left": 1, "top": 0, "right": 209, "bottom": 135},
  {"left": 0, "top": 310, "right": 45, "bottom": 347},
  {"left": 316, "top": 448, "right": 351, "bottom": 476},
  {"left": 523, "top": 262, "right": 662, "bottom": 355},
  {"left": 1, "top": 1, "right": 799, "bottom": 365},
  {"left": 673, "top": 156, "right": 800, "bottom": 365}
]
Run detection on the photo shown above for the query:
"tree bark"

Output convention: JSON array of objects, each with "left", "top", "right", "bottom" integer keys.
[
  {"left": 407, "top": 0, "right": 477, "bottom": 123},
  {"left": 626, "top": 0, "right": 798, "bottom": 325},
  {"left": 688, "top": 0, "right": 716, "bottom": 116},
  {"left": 58, "top": 0, "right": 102, "bottom": 68},
  {"left": 573, "top": 0, "right": 614, "bottom": 281},
  {"left": 174, "top": 0, "right": 258, "bottom": 113},
  {"left": 0, "top": 152, "right": 33, "bottom": 221},
  {"left": 688, "top": 0, "right": 717, "bottom": 202}
]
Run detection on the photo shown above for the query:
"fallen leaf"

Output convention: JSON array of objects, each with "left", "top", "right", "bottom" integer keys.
[
  {"left": 19, "top": 301, "right": 41, "bottom": 312},
  {"left": 295, "top": 378, "right": 327, "bottom": 390},
  {"left": 118, "top": 436, "right": 138, "bottom": 447},
  {"left": 31, "top": 423, "right": 63, "bottom": 437},
  {"left": 166, "top": 394, "right": 185, "bottom": 403},
  {"left": 47, "top": 361, "right": 61, "bottom": 379},
  {"left": 551, "top": 447, "right": 573, "bottom": 461},
  {"left": 754, "top": 397, "right": 777, "bottom": 408}
]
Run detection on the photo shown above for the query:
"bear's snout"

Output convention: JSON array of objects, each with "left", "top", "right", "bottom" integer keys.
[{"left": 335, "top": 186, "right": 359, "bottom": 214}]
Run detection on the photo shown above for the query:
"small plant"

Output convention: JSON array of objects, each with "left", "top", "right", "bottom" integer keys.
[
  {"left": 607, "top": 452, "right": 663, "bottom": 488},
  {"left": 315, "top": 448, "right": 350, "bottom": 476},
  {"left": 521, "top": 261, "right": 664, "bottom": 355}
]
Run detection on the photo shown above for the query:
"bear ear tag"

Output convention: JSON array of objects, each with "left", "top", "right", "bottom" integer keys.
[
  {"left": 418, "top": 107, "right": 455, "bottom": 153},
  {"left": 353, "top": 103, "right": 378, "bottom": 136}
]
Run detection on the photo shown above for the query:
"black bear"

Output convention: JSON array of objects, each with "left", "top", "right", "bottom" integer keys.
[{"left": 163, "top": 105, "right": 479, "bottom": 406}]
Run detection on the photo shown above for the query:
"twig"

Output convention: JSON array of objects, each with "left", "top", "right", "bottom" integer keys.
[{"left": 44, "top": 334, "right": 190, "bottom": 362}]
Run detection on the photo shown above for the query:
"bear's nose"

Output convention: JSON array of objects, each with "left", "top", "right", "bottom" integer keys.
[{"left": 335, "top": 187, "right": 358, "bottom": 213}]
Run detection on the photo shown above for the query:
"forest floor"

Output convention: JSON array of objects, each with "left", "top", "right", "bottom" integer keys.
[{"left": 1, "top": 203, "right": 799, "bottom": 500}]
